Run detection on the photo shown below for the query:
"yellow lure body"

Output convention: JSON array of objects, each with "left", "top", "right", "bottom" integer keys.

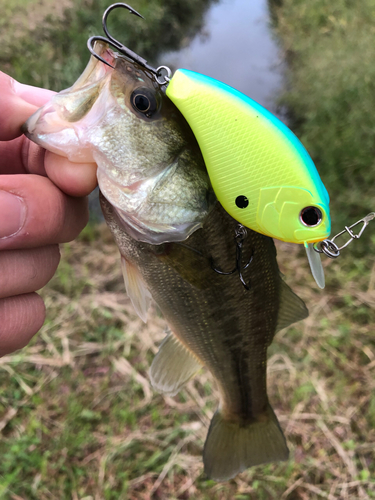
[{"left": 166, "top": 69, "right": 331, "bottom": 245}]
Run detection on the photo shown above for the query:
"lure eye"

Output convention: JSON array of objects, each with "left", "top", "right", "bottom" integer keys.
[
  {"left": 300, "top": 206, "right": 323, "bottom": 227},
  {"left": 131, "top": 88, "right": 158, "bottom": 117},
  {"left": 235, "top": 195, "right": 249, "bottom": 209}
]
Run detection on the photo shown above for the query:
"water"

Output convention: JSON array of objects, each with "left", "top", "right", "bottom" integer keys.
[{"left": 161, "top": 0, "right": 283, "bottom": 113}]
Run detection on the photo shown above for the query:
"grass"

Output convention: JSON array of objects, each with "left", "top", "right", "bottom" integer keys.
[
  {"left": 0, "top": 222, "right": 374, "bottom": 499},
  {"left": 270, "top": 0, "right": 375, "bottom": 242},
  {"left": 0, "top": 0, "right": 217, "bottom": 91}
]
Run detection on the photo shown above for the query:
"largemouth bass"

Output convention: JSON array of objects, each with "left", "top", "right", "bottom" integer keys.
[
  {"left": 102, "top": 196, "right": 308, "bottom": 481},
  {"left": 23, "top": 42, "right": 308, "bottom": 481}
]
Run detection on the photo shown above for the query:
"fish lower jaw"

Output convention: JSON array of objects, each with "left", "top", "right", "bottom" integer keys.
[
  {"left": 97, "top": 167, "right": 207, "bottom": 244},
  {"left": 113, "top": 206, "right": 203, "bottom": 245}
]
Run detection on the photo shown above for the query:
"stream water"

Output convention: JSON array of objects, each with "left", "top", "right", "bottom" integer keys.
[{"left": 161, "top": 0, "right": 283, "bottom": 113}]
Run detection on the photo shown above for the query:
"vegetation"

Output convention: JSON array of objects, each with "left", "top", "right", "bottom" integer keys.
[
  {"left": 1, "top": 226, "right": 374, "bottom": 499},
  {"left": 1, "top": 0, "right": 375, "bottom": 498},
  {"left": 0, "top": 0, "right": 217, "bottom": 90},
  {"left": 270, "top": 0, "right": 375, "bottom": 243}
]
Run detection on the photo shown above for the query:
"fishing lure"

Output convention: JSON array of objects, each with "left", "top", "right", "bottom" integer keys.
[{"left": 88, "top": 3, "right": 331, "bottom": 287}]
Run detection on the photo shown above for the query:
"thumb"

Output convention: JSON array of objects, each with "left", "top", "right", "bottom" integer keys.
[
  {"left": 0, "top": 72, "right": 54, "bottom": 141},
  {"left": 12, "top": 79, "right": 55, "bottom": 107}
]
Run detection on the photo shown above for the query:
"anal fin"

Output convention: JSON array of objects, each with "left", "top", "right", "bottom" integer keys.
[
  {"left": 150, "top": 331, "right": 203, "bottom": 396},
  {"left": 203, "top": 404, "right": 289, "bottom": 481},
  {"left": 121, "top": 255, "right": 152, "bottom": 323}
]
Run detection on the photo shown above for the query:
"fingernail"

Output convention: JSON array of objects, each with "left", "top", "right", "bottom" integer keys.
[
  {"left": 0, "top": 191, "right": 26, "bottom": 239},
  {"left": 13, "top": 80, "right": 55, "bottom": 107}
]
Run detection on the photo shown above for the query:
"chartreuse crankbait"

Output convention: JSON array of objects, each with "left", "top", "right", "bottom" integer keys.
[
  {"left": 87, "top": 3, "right": 331, "bottom": 288},
  {"left": 165, "top": 70, "right": 331, "bottom": 287}
]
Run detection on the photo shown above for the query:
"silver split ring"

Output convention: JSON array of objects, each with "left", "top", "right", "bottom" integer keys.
[
  {"left": 314, "top": 239, "right": 340, "bottom": 258},
  {"left": 155, "top": 65, "right": 172, "bottom": 85}
]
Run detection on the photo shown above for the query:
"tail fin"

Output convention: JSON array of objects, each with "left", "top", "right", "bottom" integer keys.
[{"left": 203, "top": 404, "right": 288, "bottom": 481}]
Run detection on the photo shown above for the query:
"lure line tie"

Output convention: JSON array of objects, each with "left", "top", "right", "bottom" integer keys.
[{"left": 314, "top": 212, "right": 375, "bottom": 258}]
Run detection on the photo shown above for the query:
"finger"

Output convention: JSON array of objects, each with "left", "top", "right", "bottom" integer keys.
[
  {"left": 0, "top": 175, "right": 89, "bottom": 250},
  {"left": 12, "top": 80, "right": 55, "bottom": 107},
  {"left": 0, "top": 135, "right": 46, "bottom": 175},
  {"left": 44, "top": 151, "right": 98, "bottom": 197},
  {"left": 0, "top": 72, "right": 52, "bottom": 175},
  {"left": 0, "top": 293, "right": 45, "bottom": 357},
  {"left": 0, "top": 72, "right": 98, "bottom": 195},
  {"left": 0, "top": 133, "right": 98, "bottom": 188},
  {"left": 0, "top": 72, "right": 42, "bottom": 141},
  {"left": 0, "top": 245, "right": 60, "bottom": 299}
]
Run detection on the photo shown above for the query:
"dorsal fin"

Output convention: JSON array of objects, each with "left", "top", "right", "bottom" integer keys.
[
  {"left": 121, "top": 256, "right": 152, "bottom": 323},
  {"left": 276, "top": 279, "right": 309, "bottom": 332},
  {"left": 150, "top": 331, "right": 203, "bottom": 396}
]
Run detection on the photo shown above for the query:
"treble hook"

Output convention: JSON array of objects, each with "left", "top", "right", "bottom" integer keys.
[
  {"left": 87, "top": 3, "right": 172, "bottom": 85},
  {"left": 212, "top": 225, "right": 254, "bottom": 290}
]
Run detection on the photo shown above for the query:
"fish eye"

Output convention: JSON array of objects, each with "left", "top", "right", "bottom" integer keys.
[
  {"left": 131, "top": 88, "right": 158, "bottom": 117},
  {"left": 235, "top": 195, "right": 249, "bottom": 209},
  {"left": 300, "top": 206, "right": 323, "bottom": 227}
]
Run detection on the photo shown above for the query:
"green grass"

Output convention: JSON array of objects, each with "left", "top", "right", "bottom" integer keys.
[
  {"left": 0, "top": 224, "right": 374, "bottom": 499},
  {"left": 0, "top": 0, "right": 217, "bottom": 91},
  {"left": 270, "top": 0, "right": 375, "bottom": 244}
]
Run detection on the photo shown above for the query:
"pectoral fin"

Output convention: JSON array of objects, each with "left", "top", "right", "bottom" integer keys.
[
  {"left": 276, "top": 279, "right": 309, "bottom": 333},
  {"left": 150, "top": 331, "right": 203, "bottom": 396},
  {"left": 121, "top": 256, "right": 152, "bottom": 323}
]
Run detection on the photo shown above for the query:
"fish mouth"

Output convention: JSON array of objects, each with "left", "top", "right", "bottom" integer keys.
[{"left": 22, "top": 106, "right": 45, "bottom": 138}]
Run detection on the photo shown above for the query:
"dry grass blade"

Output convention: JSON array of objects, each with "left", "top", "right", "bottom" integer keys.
[
  {"left": 318, "top": 420, "right": 357, "bottom": 478},
  {"left": 112, "top": 357, "right": 152, "bottom": 406},
  {"left": 149, "top": 435, "right": 196, "bottom": 495}
]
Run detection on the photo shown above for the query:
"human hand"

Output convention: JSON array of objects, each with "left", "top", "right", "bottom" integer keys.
[{"left": 0, "top": 71, "right": 98, "bottom": 356}]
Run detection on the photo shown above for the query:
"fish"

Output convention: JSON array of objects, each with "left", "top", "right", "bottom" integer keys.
[
  {"left": 166, "top": 69, "right": 331, "bottom": 288},
  {"left": 23, "top": 41, "right": 214, "bottom": 246},
  {"left": 23, "top": 42, "right": 309, "bottom": 481},
  {"left": 102, "top": 196, "right": 308, "bottom": 481}
]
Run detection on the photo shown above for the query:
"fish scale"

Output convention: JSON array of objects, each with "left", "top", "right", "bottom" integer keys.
[{"left": 103, "top": 200, "right": 280, "bottom": 406}]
